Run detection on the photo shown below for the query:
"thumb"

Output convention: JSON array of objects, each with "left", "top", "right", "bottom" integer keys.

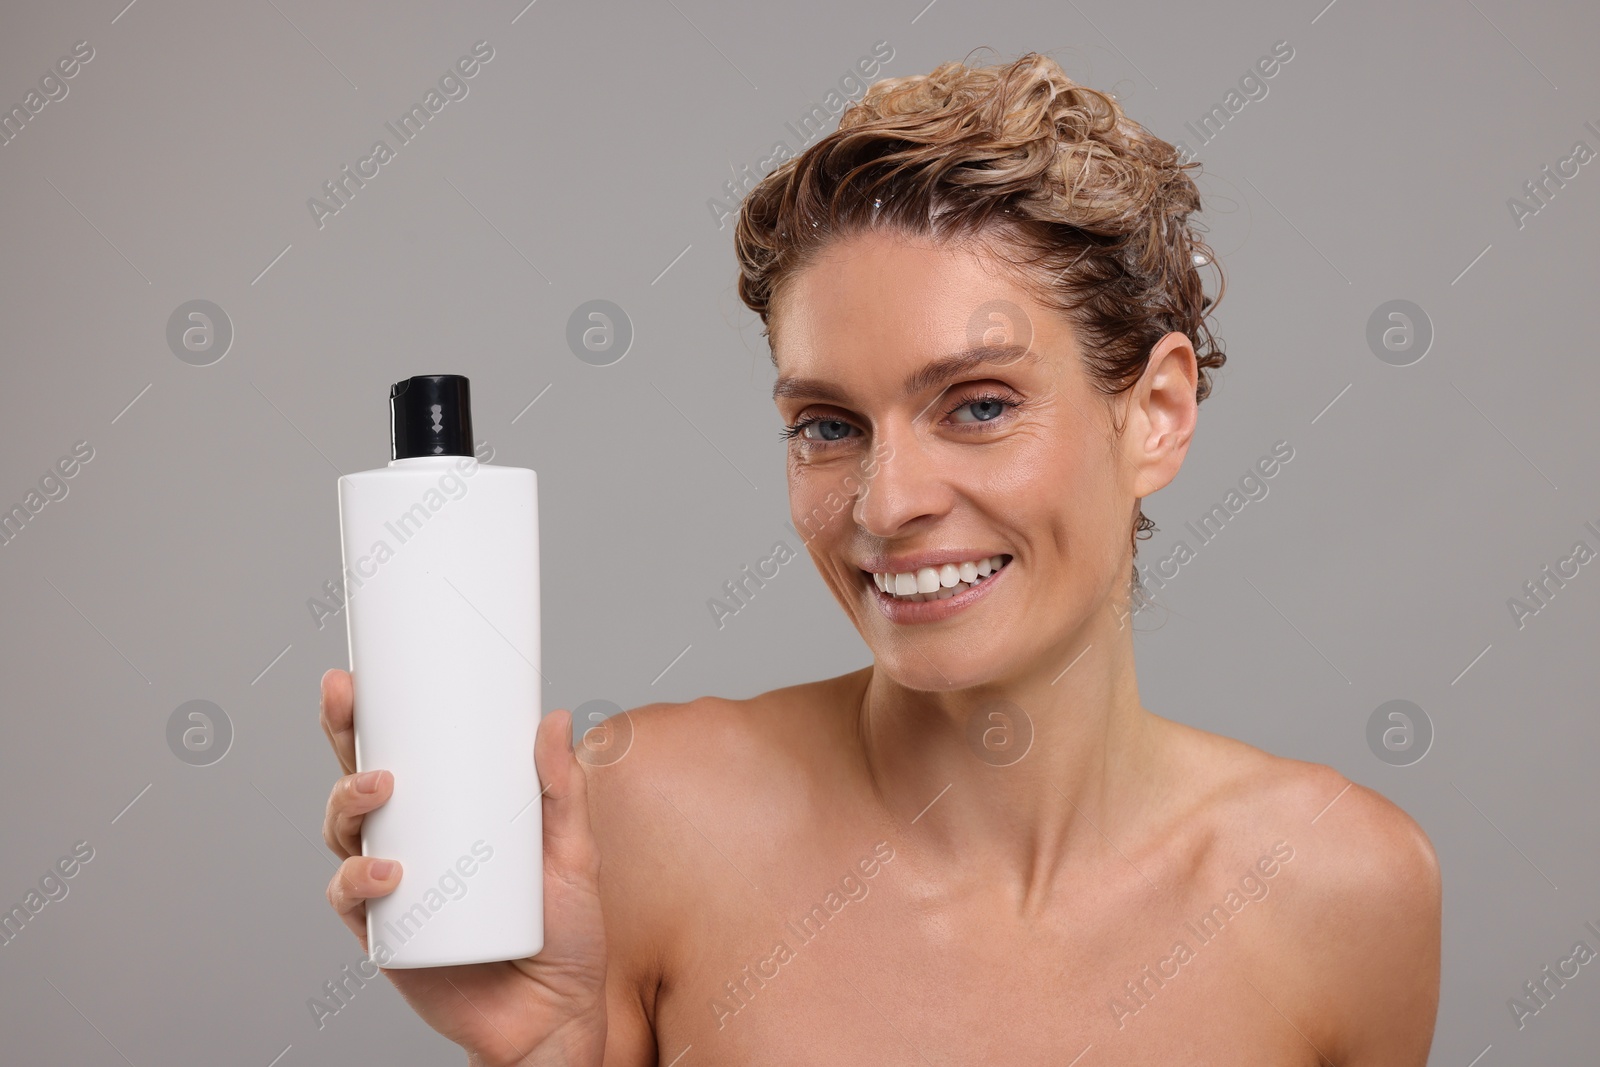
[{"left": 535, "top": 708, "right": 599, "bottom": 876}]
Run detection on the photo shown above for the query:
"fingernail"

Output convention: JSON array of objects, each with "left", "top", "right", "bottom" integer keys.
[
  {"left": 369, "top": 859, "right": 394, "bottom": 879},
  {"left": 355, "top": 770, "right": 381, "bottom": 793}
]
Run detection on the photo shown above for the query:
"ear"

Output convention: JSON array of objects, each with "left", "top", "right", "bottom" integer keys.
[{"left": 1125, "top": 331, "right": 1199, "bottom": 498}]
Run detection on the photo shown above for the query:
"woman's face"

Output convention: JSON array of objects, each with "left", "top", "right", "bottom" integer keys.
[{"left": 771, "top": 228, "right": 1194, "bottom": 691}]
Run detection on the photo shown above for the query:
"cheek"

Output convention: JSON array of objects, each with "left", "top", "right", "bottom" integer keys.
[
  {"left": 970, "top": 426, "right": 1103, "bottom": 503},
  {"left": 788, "top": 462, "right": 834, "bottom": 508},
  {"left": 973, "top": 431, "right": 1126, "bottom": 562},
  {"left": 788, "top": 465, "right": 855, "bottom": 537}
]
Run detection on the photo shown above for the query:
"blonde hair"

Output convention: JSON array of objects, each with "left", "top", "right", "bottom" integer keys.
[{"left": 733, "top": 48, "right": 1228, "bottom": 581}]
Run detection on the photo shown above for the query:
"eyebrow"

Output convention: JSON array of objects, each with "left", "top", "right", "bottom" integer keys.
[{"left": 771, "top": 343, "right": 1042, "bottom": 404}]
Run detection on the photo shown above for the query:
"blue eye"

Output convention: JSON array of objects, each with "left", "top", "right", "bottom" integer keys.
[
  {"left": 780, "top": 389, "right": 1023, "bottom": 445},
  {"left": 953, "top": 397, "right": 1009, "bottom": 423},
  {"left": 780, "top": 417, "right": 857, "bottom": 442},
  {"left": 946, "top": 390, "right": 1021, "bottom": 425},
  {"left": 809, "top": 419, "right": 854, "bottom": 441}
]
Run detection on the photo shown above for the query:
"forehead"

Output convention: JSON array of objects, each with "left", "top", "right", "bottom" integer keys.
[{"left": 771, "top": 230, "right": 1064, "bottom": 374}]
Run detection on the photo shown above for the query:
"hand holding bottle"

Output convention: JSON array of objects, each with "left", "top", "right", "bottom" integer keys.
[{"left": 319, "top": 668, "right": 610, "bottom": 1067}]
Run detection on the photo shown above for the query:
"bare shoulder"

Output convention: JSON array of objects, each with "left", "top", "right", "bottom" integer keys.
[
  {"left": 1155, "top": 716, "right": 1442, "bottom": 1063},
  {"left": 1203, "top": 726, "right": 1446, "bottom": 927},
  {"left": 576, "top": 670, "right": 854, "bottom": 917},
  {"left": 581, "top": 671, "right": 845, "bottom": 815},
  {"left": 577, "top": 688, "right": 773, "bottom": 882},
  {"left": 1155, "top": 716, "right": 1438, "bottom": 886},
  {"left": 570, "top": 684, "right": 801, "bottom": 1046}
]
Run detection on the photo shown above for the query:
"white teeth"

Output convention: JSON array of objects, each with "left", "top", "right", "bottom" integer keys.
[{"left": 870, "top": 555, "right": 1010, "bottom": 601}]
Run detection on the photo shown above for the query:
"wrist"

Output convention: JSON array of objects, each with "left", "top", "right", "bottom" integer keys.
[{"left": 464, "top": 1004, "right": 607, "bottom": 1067}]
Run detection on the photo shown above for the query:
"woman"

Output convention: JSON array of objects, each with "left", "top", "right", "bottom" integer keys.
[{"left": 320, "top": 50, "right": 1440, "bottom": 1065}]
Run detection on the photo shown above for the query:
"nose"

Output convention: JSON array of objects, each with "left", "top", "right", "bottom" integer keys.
[{"left": 851, "top": 427, "right": 953, "bottom": 538}]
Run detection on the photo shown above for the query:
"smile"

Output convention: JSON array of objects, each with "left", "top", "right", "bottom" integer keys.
[
  {"left": 860, "top": 554, "right": 1014, "bottom": 625},
  {"left": 868, "top": 554, "right": 1012, "bottom": 601}
]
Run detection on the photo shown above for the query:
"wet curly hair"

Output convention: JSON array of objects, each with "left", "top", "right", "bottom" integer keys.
[{"left": 732, "top": 48, "right": 1227, "bottom": 601}]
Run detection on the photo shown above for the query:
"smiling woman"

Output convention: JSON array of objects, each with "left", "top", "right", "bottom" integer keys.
[
  {"left": 317, "top": 48, "right": 1442, "bottom": 1067},
  {"left": 740, "top": 52, "right": 1229, "bottom": 617},
  {"left": 735, "top": 47, "right": 1231, "bottom": 687}
]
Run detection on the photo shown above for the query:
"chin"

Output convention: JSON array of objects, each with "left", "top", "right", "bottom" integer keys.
[{"left": 866, "top": 645, "right": 1009, "bottom": 693}]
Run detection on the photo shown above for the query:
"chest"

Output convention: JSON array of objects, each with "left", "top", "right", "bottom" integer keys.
[{"left": 648, "top": 852, "right": 1326, "bottom": 1066}]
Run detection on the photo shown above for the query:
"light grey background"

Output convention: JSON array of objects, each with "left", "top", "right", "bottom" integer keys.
[{"left": 1, "top": 0, "right": 1595, "bottom": 1062}]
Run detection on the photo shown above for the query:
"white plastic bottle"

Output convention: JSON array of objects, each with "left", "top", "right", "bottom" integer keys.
[{"left": 337, "top": 374, "right": 543, "bottom": 968}]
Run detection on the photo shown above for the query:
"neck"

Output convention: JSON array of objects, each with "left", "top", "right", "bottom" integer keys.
[{"left": 852, "top": 598, "right": 1160, "bottom": 909}]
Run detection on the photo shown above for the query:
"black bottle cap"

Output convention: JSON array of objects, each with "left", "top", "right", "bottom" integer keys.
[{"left": 390, "top": 375, "right": 474, "bottom": 460}]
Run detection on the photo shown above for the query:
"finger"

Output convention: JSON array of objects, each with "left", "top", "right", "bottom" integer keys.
[
  {"left": 535, "top": 709, "right": 601, "bottom": 882},
  {"left": 323, "top": 769, "right": 394, "bottom": 858},
  {"left": 320, "top": 668, "right": 357, "bottom": 775},
  {"left": 326, "top": 855, "right": 402, "bottom": 947}
]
